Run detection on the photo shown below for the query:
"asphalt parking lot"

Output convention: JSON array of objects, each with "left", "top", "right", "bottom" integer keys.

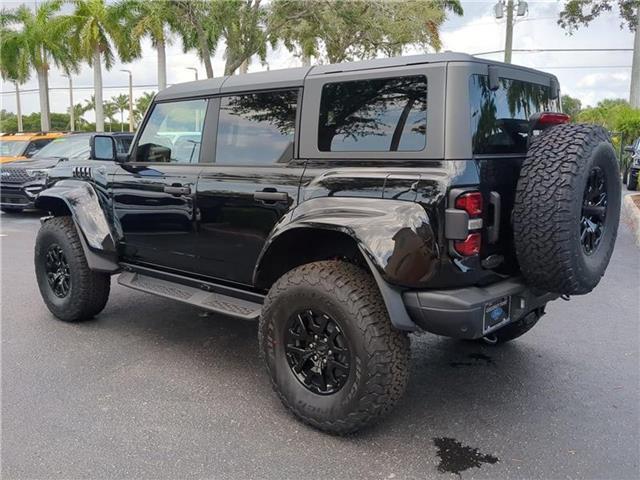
[{"left": 1, "top": 211, "right": 639, "bottom": 480}]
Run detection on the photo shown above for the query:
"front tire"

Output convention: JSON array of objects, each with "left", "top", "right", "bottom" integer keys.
[
  {"left": 259, "top": 261, "right": 410, "bottom": 434},
  {"left": 35, "top": 217, "right": 111, "bottom": 322}
]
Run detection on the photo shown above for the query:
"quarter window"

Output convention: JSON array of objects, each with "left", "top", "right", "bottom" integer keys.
[
  {"left": 318, "top": 76, "right": 427, "bottom": 152},
  {"left": 469, "top": 74, "right": 559, "bottom": 154},
  {"left": 135, "top": 99, "right": 207, "bottom": 163},
  {"left": 215, "top": 90, "right": 298, "bottom": 165}
]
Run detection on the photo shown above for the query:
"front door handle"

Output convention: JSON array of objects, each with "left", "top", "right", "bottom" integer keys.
[
  {"left": 253, "top": 190, "right": 289, "bottom": 203},
  {"left": 164, "top": 184, "right": 191, "bottom": 195}
]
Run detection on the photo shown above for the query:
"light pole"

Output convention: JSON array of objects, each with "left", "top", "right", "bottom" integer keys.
[
  {"left": 494, "top": 1, "right": 528, "bottom": 64},
  {"left": 186, "top": 67, "right": 199, "bottom": 81},
  {"left": 120, "top": 69, "right": 134, "bottom": 132},
  {"left": 61, "top": 73, "right": 74, "bottom": 131}
]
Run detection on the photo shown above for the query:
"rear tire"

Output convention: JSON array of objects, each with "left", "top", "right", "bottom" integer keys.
[
  {"left": 628, "top": 170, "right": 638, "bottom": 191},
  {"left": 35, "top": 217, "right": 110, "bottom": 322},
  {"left": 514, "top": 124, "right": 621, "bottom": 295},
  {"left": 259, "top": 260, "right": 410, "bottom": 434}
]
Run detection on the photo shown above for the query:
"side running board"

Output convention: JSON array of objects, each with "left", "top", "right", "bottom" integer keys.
[{"left": 118, "top": 271, "right": 263, "bottom": 320}]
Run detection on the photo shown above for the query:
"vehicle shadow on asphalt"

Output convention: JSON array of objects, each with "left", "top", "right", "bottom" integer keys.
[{"left": 96, "top": 283, "right": 563, "bottom": 441}]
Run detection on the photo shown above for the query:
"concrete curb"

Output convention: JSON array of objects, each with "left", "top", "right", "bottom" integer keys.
[{"left": 622, "top": 193, "right": 640, "bottom": 248}]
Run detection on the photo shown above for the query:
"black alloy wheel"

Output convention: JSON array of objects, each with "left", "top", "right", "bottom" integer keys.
[
  {"left": 45, "top": 244, "right": 71, "bottom": 298},
  {"left": 580, "top": 166, "right": 608, "bottom": 255},
  {"left": 284, "top": 309, "right": 351, "bottom": 395}
]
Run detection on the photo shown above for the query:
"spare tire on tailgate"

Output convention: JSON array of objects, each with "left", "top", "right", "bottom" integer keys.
[{"left": 513, "top": 123, "right": 620, "bottom": 295}]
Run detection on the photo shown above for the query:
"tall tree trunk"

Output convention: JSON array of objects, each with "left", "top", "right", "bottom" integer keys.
[
  {"left": 194, "top": 23, "right": 214, "bottom": 78},
  {"left": 239, "top": 59, "right": 249, "bottom": 74},
  {"left": 36, "top": 67, "right": 50, "bottom": 131},
  {"left": 93, "top": 46, "right": 104, "bottom": 132},
  {"left": 301, "top": 54, "right": 311, "bottom": 67},
  {"left": 157, "top": 39, "right": 167, "bottom": 90},
  {"left": 121, "top": 111, "right": 124, "bottom": 131},
  {"left": 630, "top": 6, "right": 640, "bottom": 108},
  {"left": 14, "top": 83, "right": 23, "bottom": 132},
  {"left": 224, "top": 52, "right": 244, "bottom": 76}
]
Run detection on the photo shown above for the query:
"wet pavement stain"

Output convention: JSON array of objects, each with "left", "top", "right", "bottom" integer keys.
[
  {"left": 433, "top": 437, "right": 499, "bottom": 476},
  {"left": 449, "top": 352, "right": 494, "bottom": 368}
]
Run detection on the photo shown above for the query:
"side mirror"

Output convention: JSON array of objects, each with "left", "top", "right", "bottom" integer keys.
[
  {"left": 624, "top": 145, "right": 635, "bottom": 153},
  {"left": 90, "top": 135, "right": 117, "bottom": 161},
  {"left": 116, "top": 152, "right": 129, "bottom": 163}
]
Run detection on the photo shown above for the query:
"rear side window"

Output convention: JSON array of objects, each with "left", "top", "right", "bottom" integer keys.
[
  {"left": 469, "top": 74, "right": 559, "bottom": 155},
  {"left": 215, "top": 90, "right": 298, "bottom": 165},
  {"left": 135, "top": 99, "right": 206, "bottom": 163},
  {"left": 318, "top": 76, "right": 427, "bottom": 152}
]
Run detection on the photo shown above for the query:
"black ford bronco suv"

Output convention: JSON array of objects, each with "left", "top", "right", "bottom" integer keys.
[{"left": 33, "top": 53, "right": 621, "bottom": 434}]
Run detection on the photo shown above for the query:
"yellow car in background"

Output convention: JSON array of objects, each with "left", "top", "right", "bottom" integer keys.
[{"left": 0, "top": 132, "right": 66, "bottom": 164}]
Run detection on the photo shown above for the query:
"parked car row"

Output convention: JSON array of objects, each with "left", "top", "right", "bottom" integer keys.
[{"left": 0, "top": 132, "right": 134, "bottom": 213}]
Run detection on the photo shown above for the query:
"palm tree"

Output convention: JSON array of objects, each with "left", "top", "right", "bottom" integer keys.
[
  {"left": 1, "top": 1, "right": 76, "bottom": 131},
  {"left": 0, "top": 17, "right": 30, "bottom": 132},
  {"left": 103, "top": 101, "right": 117, "bottom": 132},
  {"left": 111, "top": 94, "right": 129, "bottom": 131},
  {"left": 67, "top": 103, "right": 87, "bottom": 130},
  {"left": 171, "top": 1, "right": 219, "bottom": 78},
  {"left": 131, "top": 0, "right": 174, "bottom": 90},
  {"left": 69, "top": 0, "right": 138, "bottom": 132},
  {"left": 134, "top": 91, "right": 155, "bottom": 122}
]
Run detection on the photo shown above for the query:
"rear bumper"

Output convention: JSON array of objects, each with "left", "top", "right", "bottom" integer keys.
[{"left": 403, "top": 278, "right": 558, "bottom": 339}]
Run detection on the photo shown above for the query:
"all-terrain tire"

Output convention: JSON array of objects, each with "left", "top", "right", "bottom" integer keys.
[
  {"left": 514, "top": 124, "right": 621, "bottom": 295},
  {"left": 628, "top": 170, "right": 638, "bottom": 191},
  {"left": 481, "top": 310, "right": 543, "bottom": 346},
  {"left": 259, "top": 260, "right": 410, "bottom": 434},
  {"left": 35, "top": 216, "right": 111, "bottom": 322}
]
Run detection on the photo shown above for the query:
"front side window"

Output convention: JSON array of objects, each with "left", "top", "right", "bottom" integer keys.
[
  {"left": 318, "top": 75, "right": 427, "bottom": 152},
  {"left": 469, "top": 74, "right": 559, "bottom": 155},
  {"left": 215, "top": 90, "right": 298, "bottom": 165},
  {"left": 135, "top": 99, "right": 207, "bottom": 163}
]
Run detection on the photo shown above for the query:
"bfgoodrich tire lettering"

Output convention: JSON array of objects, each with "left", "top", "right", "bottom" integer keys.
[
  {"left": 35, "top": 216, "right": 111, "bottom": 322},
  {"left": 513, "top": 124, "right": 621, "bottom": 295},
  {"left": 259, "top": 260, "right": 410, "bottom": 434}
]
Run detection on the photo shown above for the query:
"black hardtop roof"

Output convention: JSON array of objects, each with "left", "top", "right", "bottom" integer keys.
[{"left": 155, "top": 52, "right": 554, "bottom": 101}]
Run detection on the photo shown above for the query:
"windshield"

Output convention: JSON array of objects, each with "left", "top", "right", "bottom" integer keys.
[
  {"left": 0, "top": 140, "right": 28, "bottom": 157},
  {"left": 32, "top": 135, "right": 90, "bottom": 160}
]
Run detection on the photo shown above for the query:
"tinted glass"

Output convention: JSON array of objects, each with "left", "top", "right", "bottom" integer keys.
[
  {"left": 469, "top": 74, "right": 559, "bottom": 155},
  {"left": 135, "top": 99, "right": 206, "bottom": 163},
  {"left": 215, "top": 90, "right": 297, "bottom": 165},
  {"left": 32, "top": 135, "right": 91, "bottom": 160},
  {"left": 318, "top": 76, "right": 427, "bottom": 152}
]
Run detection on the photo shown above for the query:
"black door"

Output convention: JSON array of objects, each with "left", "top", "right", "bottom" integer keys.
[
  {"left": 195, "top": 89, "right": 303, "bottom": 285},
  {"left": 112, "top": 98, "right": 207, "bottom": 273}
]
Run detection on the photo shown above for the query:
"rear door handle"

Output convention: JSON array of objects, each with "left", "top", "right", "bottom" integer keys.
[
  {"left": 253, "top": 190, "right": 289, "bottom": 203},
  {"left": 164, "top": 185, "right": 191, "bottom": 195}
]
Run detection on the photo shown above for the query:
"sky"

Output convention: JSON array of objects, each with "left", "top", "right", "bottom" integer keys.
[{"left": 0, "top": 0, "right": 635, "bottom": 122}]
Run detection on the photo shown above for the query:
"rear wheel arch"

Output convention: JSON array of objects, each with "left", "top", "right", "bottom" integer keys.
[
  {"left": 254, "top": 226, "right": 419, "bottom": 331},
  {"left": 254, "top": 227, "right": 367, "bottom": 290}
]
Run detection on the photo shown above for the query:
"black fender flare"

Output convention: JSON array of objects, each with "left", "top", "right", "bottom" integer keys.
[
  {"left": 35, "top": 180, "right": 119, "bottom": 273},
  {"left": 254, "top": 197, "right": 440, "bottom": 331}
]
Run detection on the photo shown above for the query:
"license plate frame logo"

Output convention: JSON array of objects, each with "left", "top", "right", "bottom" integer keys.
[{"left": 483, "top": 296, "right": 511, "bottom": 333}]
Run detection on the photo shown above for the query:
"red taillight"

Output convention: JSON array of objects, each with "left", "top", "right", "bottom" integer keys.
[
  {"left": 455, "top": 192, "right": 483, "bottom": 218},
  {"left": 536, "top": 112, "right": 570, "bottom": 127},
  {"left": 454, "top": 233, "right": 481, "bottom": 256}
]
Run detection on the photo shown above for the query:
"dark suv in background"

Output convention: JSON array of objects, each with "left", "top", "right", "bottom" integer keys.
[
  {"left": 626, "top": 137, "right": 640, "bottom": 190},
  {"left": 31, "top": 53, "right": 620, "bottom": 434},
  {"left": 0, "top": 132, "right": 133, "bottom": 213}
]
